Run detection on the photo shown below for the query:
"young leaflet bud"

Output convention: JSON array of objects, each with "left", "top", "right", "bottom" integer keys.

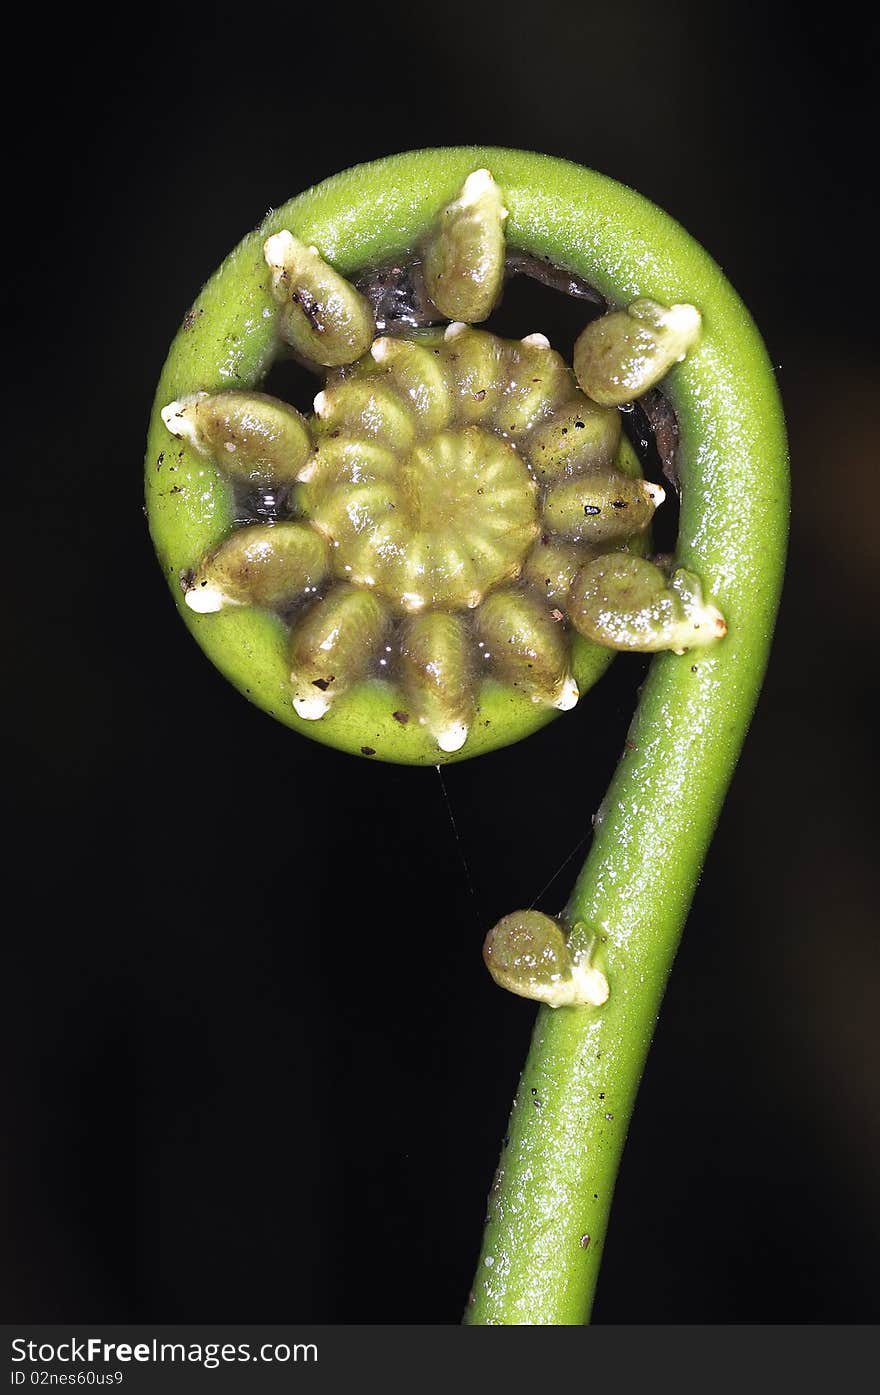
[
  {"left": 442, "top": 324, "right": 506, "bottom": 422},
  {"left": 294, "top": 438, "right": 399, "bottom": 502},
  {"left": 476, "top": 589, "right": 578, "bottom": 710},
  {"left": 161, "top": 391, "right": 311, "bottom": 484},
  {"left": 423, "top": 170, "right": 508, "bottom": 323},
  {"left": 305, "top": 480, "right": 403, "bottom": 554},
  {"left": 312, "top": 379, "right": 416, "bottom": 453},
  {"left": 263, "top": 231, "right": 375, "bottom": 367},
  {"left": 523, "top": 539, "right": 593, "bottom": 605},
  {"left": 543, "top": 473, "right": 664, "bottom": 544},
  {"left": 370, "top": 336, "right": 453, "bottom": 432},
  {"left": 483, "top": 911, "right": 609, "bottom": 1009},
  {"left": 568, "top": 554, "right": 727, "bottom": 653},
  {"left": 184, "top": 523, "right": 329, "bottom": 613},
  {"left": 574, "top": 298, "right": 702, "bottom": 406},
  {"left": 289, "top": 584, "right": 389, "bottom": 718},
  {"left": 526, "top": 397, "right": 621, "bottom": 482},
  {"left": 495, "top": 337, "right": 574, "bottom": 437},
  {"left": 399, "top": 612, "right": 476, "bottom": 752}
]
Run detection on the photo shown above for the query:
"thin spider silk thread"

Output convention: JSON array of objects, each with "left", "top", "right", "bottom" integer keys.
[
  {"left": 435, "top": 765, "right": 483, "bottom": 930},
  {"left": 435, "top": 762, "right": 593, "bottom": 924}
]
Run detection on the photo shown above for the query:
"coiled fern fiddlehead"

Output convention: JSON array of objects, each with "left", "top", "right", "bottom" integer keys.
[{"left": 145, "top": 148, "right": 788, "bottom": 1324}]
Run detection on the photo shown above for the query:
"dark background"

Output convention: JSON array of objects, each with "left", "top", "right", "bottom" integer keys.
[{"left": 4, "top": 1, "right": 877, "bottom": 1323}]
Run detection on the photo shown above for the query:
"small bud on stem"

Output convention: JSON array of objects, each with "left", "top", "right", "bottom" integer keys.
[
  {"left": 483, "top": 911, "right": 609, "bottom": 1008},
  {"left": 264, "top": 231, "right": 375, "bottom": 367},
  {"left": 568, "top": 554, "right": 727, "bottom": 653}
]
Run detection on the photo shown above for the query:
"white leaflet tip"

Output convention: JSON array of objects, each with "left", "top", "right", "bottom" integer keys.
[
  {"left": 554, "top": 675, "right": 579, "bottom": 711},
  {"left": 184, "top": 583, "right": 226, "bottom": 614},
  {"left": 161, "top": 394, "right": 205, "bottom": 446},
  {"left": 461, "top": 168, "right": 494, "bottom": 202},
  {"left": 292, "top": 689, "right": 331, "bottom": 720},
  {"left": 572, "top": 964, "right": 610, "bottom": 1007},
  {"left": 436, "top": 722, "right": 468, "bottom": 753},
  {"left": 263, "top": 230, "right": 296, "bottom": 268},
  {"left": 668, "top": 303, "right": 702, "bottom": 336}
]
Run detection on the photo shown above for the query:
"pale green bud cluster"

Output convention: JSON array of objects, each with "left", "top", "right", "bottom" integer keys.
[
  {"left": 164, "top": 170, "right": 721, "bottom": 756},
  {"left": 483, "top": 911, "right": 609, "bottom": 1008}
]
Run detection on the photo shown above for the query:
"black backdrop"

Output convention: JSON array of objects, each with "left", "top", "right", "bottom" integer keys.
[{"left": 4, "top": 1, "right": 878, "bottom": 1323}]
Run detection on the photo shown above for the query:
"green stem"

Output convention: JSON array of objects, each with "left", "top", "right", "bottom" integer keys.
[{"left": 465, "top": 165, "right": 788, "bottom": 1323}]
